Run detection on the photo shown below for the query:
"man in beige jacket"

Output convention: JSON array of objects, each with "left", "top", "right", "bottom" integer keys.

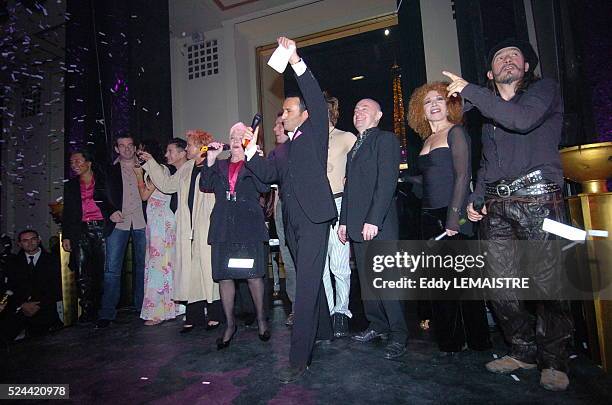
[{"left": 138, "top": 130, "right": 221, "bottom": 333}]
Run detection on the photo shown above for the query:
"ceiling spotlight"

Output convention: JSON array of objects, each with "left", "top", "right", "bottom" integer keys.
[
  {"left": 351, "top": 75, "right": 365, "bottom": 81},
  {"left": 384, "top": 29, "right": 390, "bottom": 36}
]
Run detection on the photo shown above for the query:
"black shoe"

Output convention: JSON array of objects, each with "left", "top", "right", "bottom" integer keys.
[
  {"left": 352, "top": 328, "right": 389, "bottom": 343},
  {"left": 259, "top": 330, "right": 271, "bottom": 342},
  {"left": 315, "top": 338, "right": 333, "bottom": 346},
  {"left": 95, "top": 319, "right": 111, "bottom": 329},
  {"left": 333, "top": 313, "right": 350, "bottom": 338},
  {"left": 180, "top": 325, "right": 195, "bottom": 334},
  {"left": 205, "top": 322, "right": 220, "bottom": 331},
  {"left": 49, "top": 321, "right": 64, "bottom": 333},
  {"left": 78, "top": 313, "right": 96, "bottom": 324},
  {"left": 278, "top": 365, "right": 308, "bottom": 384},
  {"left": 216, "top": 325, "right": 238, "bottom": 350},
  {"left": 285, "top": 312, "right": 295, "bottom": 327},
  {"left": 384, "top": 342, "right": 407, "bottom": 359}
]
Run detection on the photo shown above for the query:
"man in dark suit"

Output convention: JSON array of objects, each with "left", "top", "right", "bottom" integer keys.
[
  {"left": 0, "top": 230, "right": 62, "bottom": 342},
  {"left": 244, "top": 37, "right": 337, "bottom": 383},
  {"left": 62, "top": 149, "right": 112, "bottom": 323},
  {"left": 338, "top": 98, "right": 407, "bottom": 359}
]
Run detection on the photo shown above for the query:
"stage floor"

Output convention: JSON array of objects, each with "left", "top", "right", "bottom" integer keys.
[{"left": 4, "top": 305, "right": 612, "bottom": 404}]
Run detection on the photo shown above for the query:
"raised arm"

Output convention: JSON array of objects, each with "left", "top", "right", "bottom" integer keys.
[
  {"left": 141, "top": 158, "right": 180, "bottom": 194},
  {"left": 134, "top": 166, "right": 156, "bottom": 201},
  {"left": 245, "top": 153, "right": 280, "bottom": 184},
  {"left": 199, "top": 159, "right": 223, "bottom": 192},
  {"left": 279, "top": 37, "right": 328, "bottom": 148},
  {"left": 444, "top": 71, "right": 561, "bottom": 134}
]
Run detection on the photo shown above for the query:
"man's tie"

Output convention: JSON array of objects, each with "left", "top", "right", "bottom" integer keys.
[
  {"left": 351, "top": 134, "right": 365, "bottom": 159},
  {"left": 28, "top": 255, "right": 35, "bottom": 270}
]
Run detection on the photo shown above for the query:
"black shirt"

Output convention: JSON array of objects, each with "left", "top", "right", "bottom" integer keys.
[
  {"left": 405, "top": 125, "right": 471, "bottom": 231},
  {"left": 462, "top": 78, "right": 564, "bottom": 201}
]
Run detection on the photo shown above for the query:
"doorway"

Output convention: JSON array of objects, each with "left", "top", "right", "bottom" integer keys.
[{"left": 256, "top": 14, "right": 399, "bottom": 152}]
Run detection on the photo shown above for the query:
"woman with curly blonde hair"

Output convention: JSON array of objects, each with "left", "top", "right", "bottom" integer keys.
[{"left": 405, "top": 82, "right": 490, "bottom": 354}]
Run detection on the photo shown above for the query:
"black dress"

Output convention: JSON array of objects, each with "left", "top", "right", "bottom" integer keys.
[
  {"left": 406, "top": 125, "right": 491, "bottom": 352},
  {"left": 200, "top": 159, "right": 270, "bottom": 282}
]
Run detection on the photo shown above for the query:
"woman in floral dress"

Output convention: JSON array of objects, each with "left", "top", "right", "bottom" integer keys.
[{"left": 135, "top": 141, "right": 179, "bottom": 325}]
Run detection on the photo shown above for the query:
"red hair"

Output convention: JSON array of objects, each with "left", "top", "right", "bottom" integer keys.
[
  {"left": 186, "top": 129, "right": 214, "bottom": 146},
  {"left": 408, "top": 82, "right": 463, "bottom": 140}
]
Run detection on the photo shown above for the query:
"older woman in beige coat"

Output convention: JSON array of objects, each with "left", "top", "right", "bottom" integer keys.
[{"left": 139, "top": 130, "right": 221, "bottom": 333}]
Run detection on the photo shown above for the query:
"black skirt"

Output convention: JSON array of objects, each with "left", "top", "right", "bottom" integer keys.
[{"left": 211, "top": 242, "right": 267, "bottom": 281}]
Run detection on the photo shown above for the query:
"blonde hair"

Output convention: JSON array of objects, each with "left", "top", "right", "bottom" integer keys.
[{"left": 229, "top": 122, "right": 247, "bottom": 139}]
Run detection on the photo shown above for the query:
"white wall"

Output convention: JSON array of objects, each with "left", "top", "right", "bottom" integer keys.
[
  {"left": 170, "top": 0, "right": 396, "bottom": 145},
  {"left": 419, "top": 0, "right": 462, "bottom": 81},
  {"left": 171, "top": 28, "right": 231, "bottom": 141},
  {"left": 169, "top": 0, "right": 465, "bottom": 147}
]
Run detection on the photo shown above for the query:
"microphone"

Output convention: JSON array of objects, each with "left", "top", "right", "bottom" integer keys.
[
  {"left": 473, "top": 197, "right": 485, "bottom": 215},
  {"left": 200, "top": 144, "right": 230, "bottom": 153},
  {"left": 433, "top": 218, "right": 467, "bottom": 240},
  {"left": 243, "top": 113, "right": 263, "bottom": 148}
]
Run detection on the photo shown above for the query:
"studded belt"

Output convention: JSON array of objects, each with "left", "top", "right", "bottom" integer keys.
[{"left": 485, "top": 170, "right": 560, "bottom": 197}]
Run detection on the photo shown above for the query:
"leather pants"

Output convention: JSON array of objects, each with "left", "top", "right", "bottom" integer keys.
[
  {"left": 480, "top": 190, "right": 573, "bottom": 372},
  {"left": 73, "top": 222, "right": 106, "bottom": 321}
]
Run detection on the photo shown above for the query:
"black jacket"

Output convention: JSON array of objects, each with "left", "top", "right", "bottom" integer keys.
[
  {"left": 62, "top": 170, "right": 113, "bottom": 240},
  {"left": 105, "top": 162, "right": 147, "bottom": 233},
  {"left": 200, "top": 159, "right": 270, "bottom": 244},
  {"left": 4, "top": 249, "right": 62, "bottom": 313},
  {"left": 340, "top": 128, "right": 401, "bottom": 242},
  {"left": 245, "top": 67, "right": 336, "bottom": 225}
]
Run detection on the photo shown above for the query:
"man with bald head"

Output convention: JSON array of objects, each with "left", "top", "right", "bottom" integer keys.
[{"left": 338, "top": 98, "right": 406, "bottom": 359}]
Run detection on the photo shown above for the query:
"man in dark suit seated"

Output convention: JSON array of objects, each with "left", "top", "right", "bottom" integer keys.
[
  {"left": 338, "top": 98, "right": 407, "bottom": 360},
  {"left": 0, "top": 230, "right": 62, "bottom": 343}
]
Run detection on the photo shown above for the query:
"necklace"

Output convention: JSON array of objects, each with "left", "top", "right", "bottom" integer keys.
[{"left": 431, "top": 123, "right": 453, "bottom": 136}]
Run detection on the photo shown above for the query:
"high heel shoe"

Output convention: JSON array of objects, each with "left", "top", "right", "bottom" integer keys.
[
  {"left": 258, "top": 329, "right": 271, "bottom": 342},
  {"left": 216, "top": 325, "right": 238, "bottom": 350}
]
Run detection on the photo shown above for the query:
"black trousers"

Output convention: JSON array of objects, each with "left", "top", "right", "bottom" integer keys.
[
  {"left": 481, "top": 191, "right": 573, "bottom": 372},
  {"left": 71, "top": 222, "right": 106, "bottom": 320},
  {"left": 0, "top": 304, "right": 60, "bottom": 342},
  {"left": 353, "top": 241, "right": 408, "bottom": 344},
  {"left": 283, "top": 196, "right": 333, "bottom": 368},
  {"left": 421, "top": 208, "right": 491, "bottom": 352}
]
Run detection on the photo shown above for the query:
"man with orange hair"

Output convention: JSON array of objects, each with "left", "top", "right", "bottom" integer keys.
[{"left": 138, "top": 130, "right": 222, "bottom": 333}]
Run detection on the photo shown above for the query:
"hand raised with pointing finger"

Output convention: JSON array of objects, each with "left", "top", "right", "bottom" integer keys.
[{"left": 442, "top": 71, "right": 469, "bottom": 98}]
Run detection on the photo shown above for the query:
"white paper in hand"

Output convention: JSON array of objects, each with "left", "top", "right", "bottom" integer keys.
[{"left": 267, "top": 44, "right": 295, "bottom": 73}]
